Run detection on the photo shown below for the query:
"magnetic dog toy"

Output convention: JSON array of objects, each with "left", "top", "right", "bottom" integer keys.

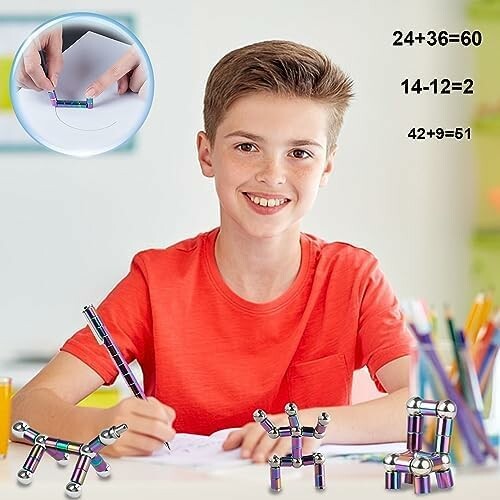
[{"left": 13, "top": 420, "right": 127, "bottom": 498}]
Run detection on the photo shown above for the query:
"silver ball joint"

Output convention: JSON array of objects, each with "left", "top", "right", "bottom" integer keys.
[
  {"left": 269, "top": 455, "right": 281, "bottom": 467},
  {"left": 268, "top": 428, "right": 279, "bottom": 440},
  {"left": 318, "top": 412, "right": 331, "bottom": 426},
  {"left": 17, "top": 469, "right": 33, "bottom": 485},
  {"left": 406, "top": 396, "right": 423, "bottom": 416},
  {"left": 285, "top": 402, "right": 298, "bottom": 416},
  {"left": 34, "top": 435, "right": 47, "bottom": 448},
  {"left": 65, "top": 482, "right": 82, "bottom": 499},
  {"left": 99, "top": 429, "right": 116, "bottom": 446},
  {"left": 12, "top": 421, "right": 29, "bottom": 439},
  {"left": 436, "top": 400, "right": 457, "bottom": 419},
  {"left": 292, "top": 458, "right": 302, "bottom": 468},
  {"left": 80, "top": 445, "right": 95, "bottom": 458},
  {"left": 410, "top": 456, "right": 433, "bottom": 477},
  {"left": 440, "top": 454, "right": 451, "bottom": 471},
  {"left": 383, "top": 453, "right": 399, "bottom": 472},
  {"left": 313, "top": 453, "right": 325, "bottom": 465},
  {"left": 253, "top": 409, "right": 266, "bottom": 423}
]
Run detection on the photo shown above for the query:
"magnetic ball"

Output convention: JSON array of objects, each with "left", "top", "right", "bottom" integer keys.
[
  {"left": 313, "top": 452, "right": 325, "bottom": 465},
  {"left": 99, "top": 430, "right": 116, "bottom": 446},
  {"left": 410, "top": 456, "right": 433, "bottom": 476},
  {"left": 406, "top": 396, "right": 423, "bottom": 416},
  {"left": 268, "top": 428, "right": 279, "bottom": 440},
  {"left": 65, "top": 482, "right": 82, "bottom": 499},
  {"left": 284, "top": 402, "right": 298, "bottom": 415},
  {"left": 318, "top": 412, "right": 331, "bottom": 426},
  {"left": 80, "top": 445, "right": 93, "bottom": 456},
  {"left": 17, "top": 469, "right": 33, "bottom": 485},
  {"left": 268, "top": 455, "right": 281, "bottom": 467},
  {"left": 383, "top": 453, "right": 399, "bottom": 472},
  {"left": 436, "top": 400, "right": 457, "bottom": 419},
  {"left": 437, "top": 453, "right": 451, "bottom": 471},
  {"left": 34, "top": 434, "right": 47, "bottom": 446},
  {"left": 12, "top": 421, "right": 29, "bottom": 439},
  {"left": 292, "top": 458, "right": 302, "bottom": 468},
  {"left": 253, "top": 409, "right": 266, "bottom": 423}
]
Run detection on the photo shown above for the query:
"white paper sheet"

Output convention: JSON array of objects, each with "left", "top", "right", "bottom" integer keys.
[
  {"left": 15, "top": 31, "right": 147, "bottom": 156},
  {"left": 125, "top": 428, "right": 251, "bottom": 468},
  {"left": 124, "top": 429, "right": 405, "bottom": 468}
]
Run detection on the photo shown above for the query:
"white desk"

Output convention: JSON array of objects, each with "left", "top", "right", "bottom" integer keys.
[{"left": 1, "top": 443, "right": 499, "bottom": 500}]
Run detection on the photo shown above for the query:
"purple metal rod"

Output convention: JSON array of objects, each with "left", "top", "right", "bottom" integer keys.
[
  {"left": 83, "top": 305, "right": 170, "bottom": 451},
  {"left": 83, "top": 304, "right": 145, "bottom": 398}
]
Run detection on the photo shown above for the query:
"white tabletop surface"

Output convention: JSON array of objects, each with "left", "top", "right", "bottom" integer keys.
[{"left": 1, "top": 443, "right": 500, "bottom": 500}]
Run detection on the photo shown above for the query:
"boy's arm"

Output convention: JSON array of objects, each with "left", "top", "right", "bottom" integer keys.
[
  {"left": 223, "top": 355, "right": 409, "bottom": 462},
  {"left": 11, "top": 351, "right": 110, "bottom": 444},
  {"left": 319, "top": 355, "right": 409, "bottom": 444},
  {"left": 11, "top": 351, "right": 176, "bottom": 457}
]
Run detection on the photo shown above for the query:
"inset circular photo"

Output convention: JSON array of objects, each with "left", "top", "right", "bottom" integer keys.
[{"left": 10, "top": 12, "right": 154, "bottom": 157}]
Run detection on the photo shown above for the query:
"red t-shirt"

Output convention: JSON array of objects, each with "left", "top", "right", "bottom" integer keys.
[{"left": 61, "top": 228, "right": 411, "bottom": 435}]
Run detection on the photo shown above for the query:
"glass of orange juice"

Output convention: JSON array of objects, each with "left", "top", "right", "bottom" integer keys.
[{"left": 0, "top": 377, "right": 12, "bottom": 459}]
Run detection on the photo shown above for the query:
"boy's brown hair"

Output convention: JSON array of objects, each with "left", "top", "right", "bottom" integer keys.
[{"left": 203, "top": 40, "right": 354, "bottom": 155}]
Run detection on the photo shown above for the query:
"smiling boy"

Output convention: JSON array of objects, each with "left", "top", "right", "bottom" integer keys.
[{"left": 12, "top": 40, "right": 411, "bottom": 461}]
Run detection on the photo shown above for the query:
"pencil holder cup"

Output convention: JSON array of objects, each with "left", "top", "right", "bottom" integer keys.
[{"left": 411, "top": 342, "right": 499, "bottom": 466}]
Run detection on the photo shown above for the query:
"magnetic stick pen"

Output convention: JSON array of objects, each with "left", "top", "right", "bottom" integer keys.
[
  {"left": 39, "top": 49, "right": 57, "bottom": 106},
  {"left": 83, "top": 304, "right": 171, "bottom": 450}
]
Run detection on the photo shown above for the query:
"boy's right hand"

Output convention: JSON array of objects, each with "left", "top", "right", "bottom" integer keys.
[{"left": 99, "top": 396, "right": 175, "bottom": 457}]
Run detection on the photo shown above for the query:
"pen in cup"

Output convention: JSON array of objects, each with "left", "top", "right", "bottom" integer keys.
[{"left": 82, "top": 304, "right": 171, "bottom": 450}]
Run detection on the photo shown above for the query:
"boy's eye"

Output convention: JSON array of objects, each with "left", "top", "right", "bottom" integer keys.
[
  {"left": 290, "top": 149, "right": 312, "bottom": 159},
  {"left": 236, "top": 143, "right": 257, "bottom": 153}
]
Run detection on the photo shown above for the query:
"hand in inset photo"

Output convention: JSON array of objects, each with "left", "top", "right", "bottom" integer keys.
[
  {"left": 85, "top": 46, "right": 147, "bottom": 99},
  {"left": 16, "top": 26, "right": 63, "bottom": 91}
]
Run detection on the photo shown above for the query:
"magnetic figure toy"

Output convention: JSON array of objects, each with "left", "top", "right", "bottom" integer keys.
[
  {"left": 383, "top": 397, "right": 457, "bottom": 495},
  {"left": 253, "top": 402, "right": 331, "bottom": 492},
  {"left": 13, "top": 420, "right": 127, "bottom": 498}
]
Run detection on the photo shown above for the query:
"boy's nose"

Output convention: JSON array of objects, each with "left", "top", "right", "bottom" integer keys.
[{"left": 255, "top": 159, "right": 286, "bottom": 185}]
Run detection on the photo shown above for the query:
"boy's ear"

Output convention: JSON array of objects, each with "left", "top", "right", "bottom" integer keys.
[
  {"left": 197, "top": 131, "right": 214, "bottom": 178},
  {"left": 319, "top": 145, "right": 337, "bottom": 187}
]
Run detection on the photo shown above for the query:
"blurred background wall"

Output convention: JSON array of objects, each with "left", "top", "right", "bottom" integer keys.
[{"left": 0, "top": 0, "right": 494, "bottom": 380}]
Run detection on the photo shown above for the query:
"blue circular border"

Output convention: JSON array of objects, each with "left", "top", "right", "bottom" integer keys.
[{"left": 9, "top": 12, "right": 155, "bottom": 157}]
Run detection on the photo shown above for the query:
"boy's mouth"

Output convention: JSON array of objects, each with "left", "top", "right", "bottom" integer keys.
[{"left": 242, "top": 192, "right": 291, "bottom": 208}]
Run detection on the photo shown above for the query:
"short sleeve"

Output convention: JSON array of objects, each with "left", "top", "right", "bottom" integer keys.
[
  {"left": 61, "top": 253, "right": 152, "bottom": 386},
  {"left": 354, "top": 258, "right": 412, "bottom": 392}
]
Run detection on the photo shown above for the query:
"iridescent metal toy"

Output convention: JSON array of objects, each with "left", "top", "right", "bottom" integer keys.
[
  {"left": 253, "top": 402, "right": 331, "bottom": 492},
  {"left": 47, "top": 90, "right": 94, "bottom": 109},
  {"left": 383, "top": 397, "right": 457, "bottom": 495},
  {"left": 12, "top": 421, "right": 127, "bottom": 498}
]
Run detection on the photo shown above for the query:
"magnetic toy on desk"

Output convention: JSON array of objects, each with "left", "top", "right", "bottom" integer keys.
[
  {"left": 383, "top": 397, "right": 457, "bottom": 495},
  {"left": 253, "top": 402, "right": 331, "bottom": 492},
  {"left": 13, "top": 420, "right": 127, "bottom": 498}
]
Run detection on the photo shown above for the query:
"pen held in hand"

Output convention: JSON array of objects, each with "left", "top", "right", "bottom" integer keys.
[{"left": 82, "top": 304, "right": 171, "bottom": 451}]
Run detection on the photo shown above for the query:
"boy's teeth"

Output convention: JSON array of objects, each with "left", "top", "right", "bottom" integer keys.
[{"left": 247, "top": 194, "right": 287, "bottom": 207}]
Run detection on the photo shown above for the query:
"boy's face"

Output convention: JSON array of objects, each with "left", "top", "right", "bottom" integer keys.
[{"left": 197, "top": 92, "right": 335, "bottom": 239}]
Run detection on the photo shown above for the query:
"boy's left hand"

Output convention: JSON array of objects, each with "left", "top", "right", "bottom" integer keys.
[{"left": 222, "top": 408, "right": 323, "bottom": 463}]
